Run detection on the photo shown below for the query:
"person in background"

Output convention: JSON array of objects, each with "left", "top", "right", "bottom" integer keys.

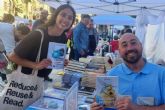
[
  {"left": 0, "top": 13, "right": 15, "bottom": 83},
  {"left": 14, "top": 24, "right": 31, "bottom": 44},
  {"left": 0, "top": 13, "right": 15, "bottom": 54},
  {"left": 87, "top": 19, "right": 98, "bottom": 56},
  {"left": 0, "top": 38, "right": 8, "bottom": 83},
  {"left": 8, "top": 4, "right": 76, "bottom": 82},
  {"left": 66, "top": 19, "right": 79, "bottom": 60},
  {"left": 73, "top": 18, "right": 79, "bottom": 28},
  {"left": 120, "top": 27, "right": 132, "bottom": 36},
  {"left": 110, "top": 35, "right": 119, "bottom": 53},
  {"left": 66, "top": 28, "right": 74, "bottom": 60},
  {"left": 91, "top": 33, "right": 165, "bottom": 110},
  {"left": 73, "top": 14, "right": 90, "bottom": 60},
  {"left": 0, "top": 24, "right": 30, "bottom": 84},
  {"left": 27, "top": 20, "right": 33, "bottom": 31},
  {"left": 32, "top": 9, "right": 48, "bottom": 30},
  {"left": 124, "top": 28, "right": 132, "bottom": 33}
]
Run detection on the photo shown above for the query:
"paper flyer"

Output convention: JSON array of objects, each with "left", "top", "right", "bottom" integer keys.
[
  {"left": 47, "top": 42, "right": 66, "bottom": 69},
  {"left": 96, "top": 76, "right": 118, "bottom": 109}
]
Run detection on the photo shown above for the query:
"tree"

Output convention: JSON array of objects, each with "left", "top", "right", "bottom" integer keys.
[
  {"left": 22, "top": 0, "right": 31, "bottom": 18},
  {"left": 8, "top": 0, "right": 23, "bottom": 16}
]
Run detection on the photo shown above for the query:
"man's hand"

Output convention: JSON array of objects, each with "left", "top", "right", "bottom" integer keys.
[
  {"left": 90, "top": 102, "right": 104, "bottom": 110},
  {"left": 115, "top": 96, "right": 134, "bottom": 110}
]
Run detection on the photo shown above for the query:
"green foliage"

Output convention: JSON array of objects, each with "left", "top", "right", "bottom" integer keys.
[
  {"left": 15, "top": 6, "right": 23, "bottom": 13},
  {"left": 22, "top": 0, "right": 31, "bottom": 4}
]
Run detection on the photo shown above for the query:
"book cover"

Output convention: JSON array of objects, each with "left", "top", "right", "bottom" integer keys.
[
  {"left": 96, "top": 76, "right": 118, "bottom": 109},
  {"left": 47, "top": 42, "right": 66, "bottom": 69},
  {"left": 64, "top": 81, "right": 78, "bottom": 110}
]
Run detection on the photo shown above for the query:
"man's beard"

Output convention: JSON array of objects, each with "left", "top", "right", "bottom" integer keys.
[{"left": 122, "top": 50, "right": 142, "bottom": 64}]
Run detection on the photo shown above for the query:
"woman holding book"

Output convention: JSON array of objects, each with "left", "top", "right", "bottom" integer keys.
[{"left": 8, "top": 4, "right": 76, "bottom": 82}]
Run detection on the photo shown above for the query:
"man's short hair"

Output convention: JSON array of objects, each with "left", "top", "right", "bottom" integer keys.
[
  {"left": 3, "top": 13, "right": 14, "bottom": 23},
  {"left": 81, "top": 14, "right": 90, "bottom": 19},
  {"left": 16, "top": 24, "right": 30, "bottom": 35}
]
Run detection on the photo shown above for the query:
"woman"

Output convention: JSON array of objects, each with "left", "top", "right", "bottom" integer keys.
[
  {"left": 8, "top": 4, "right": 76, "bottom": 82},
  {"left": 14, "top": 24, "right": 31, "bottom": 44}
]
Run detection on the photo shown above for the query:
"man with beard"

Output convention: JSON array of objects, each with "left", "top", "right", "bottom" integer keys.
[{"left": 91, "top": 33, "right": 165, "bottom": 110}]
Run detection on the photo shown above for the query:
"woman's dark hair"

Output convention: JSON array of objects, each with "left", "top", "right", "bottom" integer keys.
[{"left": 45, "top": 4, "right": 76, "bottom": 32}]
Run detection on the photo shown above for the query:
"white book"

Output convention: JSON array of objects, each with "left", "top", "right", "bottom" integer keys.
[
  {"left": 96, "top": 76, "right": 118, "bottom": 109},
  {"left": 47, "top": 42, "right": 66, "bottom": 69},
  {"left": 64, "top": 82, "right": 78, "bottom": 110}
]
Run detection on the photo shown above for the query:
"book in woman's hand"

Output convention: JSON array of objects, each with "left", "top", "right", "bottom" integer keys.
[{"left": 47, "top": 42, "right": 66, "bottom": 69}]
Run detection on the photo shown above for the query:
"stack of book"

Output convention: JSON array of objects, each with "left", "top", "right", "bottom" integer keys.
[
  {"left": 64, "top": 59, "right": 106, "bottom": 89},
  {"left": 65, "top": 60, "right": 87, "bottom": 73},
  {"left": 85, "top": 62, "right": 105, "bottom": 73},
  {"left": 80, "top": 59, "right": 106, "bottom": 89},
  {"left": 90, "top": 56, "right": 111, "bottom": 71},
  {"left": 81, "top": 72, "right": 103, "bottom": 88},
  {"left": 112, "top": 57, "right": 123, "bottom": 67}
]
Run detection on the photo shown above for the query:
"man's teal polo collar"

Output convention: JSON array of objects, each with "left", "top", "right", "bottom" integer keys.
[{"left": 122, "top": 60, "right": 150, "bottom": 75}]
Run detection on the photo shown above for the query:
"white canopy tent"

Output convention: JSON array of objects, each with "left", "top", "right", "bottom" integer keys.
[
  {"left": 38, "top": 0, "right": 165, "bottom": 15},
  {"left": 135, "top": 10, "right": 165, "bottom": 65}
]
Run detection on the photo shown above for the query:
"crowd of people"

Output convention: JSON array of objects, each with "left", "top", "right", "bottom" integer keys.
[
  {"left": 0, "top": 4, "right": 164, "bottom": 110},
  {"left": 0, "top": 13, "right": 31, "bottom": 83}
]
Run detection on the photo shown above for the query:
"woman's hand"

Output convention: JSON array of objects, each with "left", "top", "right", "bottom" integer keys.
[{"left": 35, "top": 59, "right": 52, "bottom": 70}]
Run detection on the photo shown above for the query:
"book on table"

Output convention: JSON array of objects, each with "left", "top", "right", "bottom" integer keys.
[
  {"left": 96, "top": 76, "right": 118, "bottom": 109},
  {"left": 64, "top": 81, "right": 79, "bottom": 110}
]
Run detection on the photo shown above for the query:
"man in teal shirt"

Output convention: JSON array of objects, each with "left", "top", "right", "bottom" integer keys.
[{"left": 91, "top": 33, "right": 165, "bottom": 110}]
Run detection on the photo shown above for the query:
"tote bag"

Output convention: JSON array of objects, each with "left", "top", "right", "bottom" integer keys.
[{"left": 0, "top": 29, "right": 45, "bottom": 110}]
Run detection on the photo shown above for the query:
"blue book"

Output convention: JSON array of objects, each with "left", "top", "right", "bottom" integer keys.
[{"left": 47, "top": 42, "right": 66, "bottom": 69}]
